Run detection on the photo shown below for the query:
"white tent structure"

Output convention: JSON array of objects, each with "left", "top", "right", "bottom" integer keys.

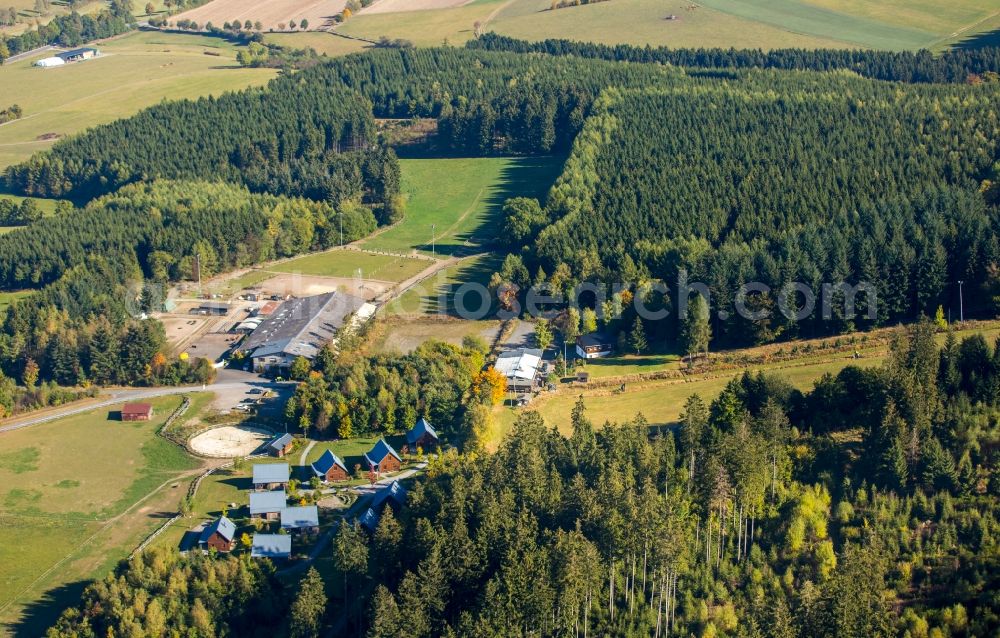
[{"left": 35, "top": 57, "right": 66, "bottom": 68}]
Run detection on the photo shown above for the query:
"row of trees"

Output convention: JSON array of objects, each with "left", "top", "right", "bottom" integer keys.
[{"left": 469, "top": 33, "right": 1000, "bottom": 84}]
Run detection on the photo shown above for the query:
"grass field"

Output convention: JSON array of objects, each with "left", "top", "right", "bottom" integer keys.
[
  {"left": 489, "top": 0, "right": 852, "bottom": 50},
  {"left": 0, "top": 227, "right": 18, "bottom": 235},
  {"left": 337, "top": 0, "right": 506, "bottom": 46},
  {"left": 264, "top": 31, "right": 372, "bottom": 56},
  {"left": 388, "top": 252, "right": 502, "bottom": 316},
  {"left": 484, "top": 0, "right": 1000, "bottom": 51},
  {"left": 370, "top": 317, "right": 501, "bottom": 353},
  {"left": 361, "top": 157, "right": 563, "bottom": 257},
  {"left": 491, "top": 322, "right": 1000, "bottom": 446},
  {"left": 0, "top": 394, "right": 203, "bottom": 636},
  {"left": 0, "top": 31, "right": 277, "bottom": 170},
  {"left": 0, "top": 194, "right": 68, "bottom": 216},
  {"left": 0, "top": 290, "right": 31, "bottom": 314},
  {"left": 270, "top": 250, "right": 431, "bottom": 282}
]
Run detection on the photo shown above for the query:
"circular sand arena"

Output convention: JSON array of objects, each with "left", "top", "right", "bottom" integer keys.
[{"left": 189, "top": 425, "right": 274, "bottom": 458}]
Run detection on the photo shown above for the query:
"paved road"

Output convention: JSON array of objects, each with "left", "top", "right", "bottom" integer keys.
[
  {"left": 0, "top": 370, "right": 291, "bottom": 434},
  {"left": 3, "top": 45, "right": 57, "bottom": 65},
  {"left": 278, "top": 463, "right": 427, "bottom": 577}
]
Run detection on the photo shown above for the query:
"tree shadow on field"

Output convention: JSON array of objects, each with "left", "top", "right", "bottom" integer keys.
[
  {"left": 12, "top": 579, "right": 90, "bottom": 637},
  {"left": 951, "top": 28, "right": 1000, "bottom": 50}
]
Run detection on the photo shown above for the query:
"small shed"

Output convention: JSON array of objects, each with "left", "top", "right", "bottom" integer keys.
[
  {"left": 281, "top": 505, "right": 320, "bottom": 534},
  {"left": 121, "top": 403, "right": 154, "bottom": 422},
  {"left": 576, "top": 370, "right": 590, "bottom": 384},
  {"left": 250, "top": 533, "right": 291, "bottom": 559},
  {"left": 405, "top": 417, "right": 439, "bottom": 451},
  {"left": 193, "top": 301, "right": 230, "bottom": 316},
  {"left": 199, "top": 515, "right": 236, "bottom": 552},
  {"left": 249, "top": 490, "right": 286, "bottom": 520},
  {"left": 311, "top": 449, "right": 350, "bottom": 483},
  {"left": 268, "top": 433, "right": 294, "bottom": 458},
  {"left": 252, "top": 463, "right": 290, "bottom": 491},
  {"left": 364, "top": 439, "right": 402, "bottom": 475}
]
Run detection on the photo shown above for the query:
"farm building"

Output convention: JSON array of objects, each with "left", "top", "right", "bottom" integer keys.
[
  {"left": 235, "top": 317, "right": 263, "bottom": 334},
  {"left": 256, "top": 301, "right": 280, "bottom": 316},
  {"left": 240, "top": 292, "right": 374, "bottom": 373},
  {"left": 268, "top": 433, "right": 294, "bottom": 457},
  {"left": 252, "top": 463, "right": 290, "bottom": 491},
  {"left": 58, "top": 47, "right": 98, "bottom": 62},
  {"left": 406, "top": 417, "right": 439, "bottom": 451},
  {"left": 576, "top": 333, "right": 614, "bottom": 359},
  {"left": 281, "top": 505, "right": 320, "bottom": 534},
  {"left": 250, "top": 533, "right": 291, "bottom": 559},
  {"left": 192, "top": 301, "right": 230, "bottom": 316},
  {"left": 494, "top": 348, "right": 544, "bottom": 393},
  {"left": 371, "top": 480, "right": 407, "bottom": 513},
  {"left": 311, "top": 449, "right": 350, "bottom": 483},
  {"left": 120, "top": 403, "right": 153, "bottom": 421},
  {"left": 198, "top": 515, "right": 236, "bottom": 552},
  {"left": 35, "top": 56, "right": 66, "bottom": 68},
  {"left": 249, "top": 490, "right": 286, "bottom": 520},
  {"left": 364, "top": 439, "right": 402, "bottom": 475}
]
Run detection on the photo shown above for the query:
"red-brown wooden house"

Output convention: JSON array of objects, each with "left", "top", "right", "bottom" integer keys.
[
  {"left": 311, "top": 449, "right": 350, "bottom": 483},
  {"left": 199, "top": 516, "right": 236, "bottom": 552},
  {"left": 121, "top": 403, "right": 153, "bottom": 421},
  {"left": 364, "top": 439, "right": 401, "bottom": 475}
]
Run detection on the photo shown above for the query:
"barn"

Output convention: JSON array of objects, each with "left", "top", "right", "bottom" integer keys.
[
  {"left": 249, "top": 491, "right": 286, "bottom": 520},
  {"left": 252, "top": 463, "right": 290, "bottom": 491},
  {"left": 120, "top": 403, "right": 154, "bottom": 422},
  {"left": 198, "top": 515, "right": 236, "bottom": 552},
  {"left": 370, "top": 480, "right": 407, "bottom": 513},
  {"left": 268, "top": 433, "right": 294, "bottom": 458},
  {"left": 311, "top": 449, "right": 350, "bottom": 483},
  {"left": 364, "top": 439, "right": 401, "bottom": 475},
  {"left": 406, "top": 417, "right": 439, "bottom": 452},
  {"left": 57, "top": 47, "right": 98, "bottom": 62},
  {"left": 281, "top": 505, "right": 320, "bottom": 535}
]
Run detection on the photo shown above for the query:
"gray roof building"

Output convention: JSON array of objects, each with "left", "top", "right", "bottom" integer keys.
[
  {"left": 199, "top": 515, "right": 236, "bottom": 544},
  {"left": 281, "top": 505, "right": 320, "bottom": 530},
  {"left": 253, "top": 463, "right": 290, "bottom": 485},
  {"left": 250, "top": 533, "right": 292, "bottom": 559},
  {"left": 249, "top": 491, "right": 287, "bottom": 516},
  {"left": 242, "top": 292, "right": 367, "bottom": 361}
]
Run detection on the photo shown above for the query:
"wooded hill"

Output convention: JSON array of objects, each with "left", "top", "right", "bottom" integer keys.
[{"left": 525, "top": 75, "right": 1000, "bottom": 344}]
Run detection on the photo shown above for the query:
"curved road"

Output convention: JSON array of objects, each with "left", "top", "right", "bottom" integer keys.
[{"left": 0, "top": 371, "right": 290, "bottom": 434}]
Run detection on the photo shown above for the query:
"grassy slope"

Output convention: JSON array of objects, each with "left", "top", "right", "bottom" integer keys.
[
  {"left": 270, "top": 250, "right": 431, "bottom": 282},
  {"left": 0, "top": 31, "right": 277, "bottom": 170},
  {"left": 0, "top": 394, "right": 205, "bottom": 636},
  {"left": 338, "top": 0, "right": 997, "bottom": 51},
  {"left": 363, "top": 157, "right": 563, "bottom": 256},
  {"left": 489, "top": 0, "right": 853, "bottom": 50},
  {"left": 490, "top": 322, "right": 1000, "bottom": 447},
  {"left": 264, "top": 31, "right": 373, "bottom": 56},
  {"left": 0, "top": 289, "right": 31, "bottom": 314},
  {"left": 337, "top": 0, "right": 506, "bottom": 46}
]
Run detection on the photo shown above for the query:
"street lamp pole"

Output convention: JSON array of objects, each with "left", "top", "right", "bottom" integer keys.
[{"left": 958, "top": 280, "right": 964, "bottom": 322}]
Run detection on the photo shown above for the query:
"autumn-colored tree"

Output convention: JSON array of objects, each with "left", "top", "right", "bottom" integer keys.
[
  {"left": 23, "top": 358, "right": 39, "bottom": 389},
  {"left": 471, "top": 368, "right": 507, "bottom": 405}
]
